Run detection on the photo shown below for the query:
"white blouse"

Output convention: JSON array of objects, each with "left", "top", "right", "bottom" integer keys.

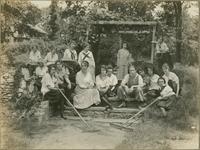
[
  {"left": 29, "top": 50, "right": 41, "bottom": 62},
  {"left": 63, "top": 49, "right": 77, "bottom": 61},
  {"left": 160, "top": 85, "right": 175, "bottom": 97},
  {"left": 76, "top": 71, "right": 94, "bottom": 89},
  {"left": 78, "top": 50, "right": 95, "bottom": 67},
  {"left": 163, "top": 72, "right": 179, "bottom": 85},
  {"left": 41, "top": 73, "right": 58, "bottom": 95},
  {"left": 96, "top": 75, "right": 110, "bottom": 90},
  {"left": 44, "top": 52, "right": 58, "bottom": 65},
  {"left": 35, "top": 66, "right": 48, "bottom": 78},
  {"left": 149, "top": 74, "right": 160, "bottom": 90},
  {"left": 107, "top": 74, "right": 118, "bottom": 87}
]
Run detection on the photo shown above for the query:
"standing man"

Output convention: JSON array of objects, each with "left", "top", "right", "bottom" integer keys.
[
  {"left": 117, "top": 42, "right": 133, "bottom": 81},
  {"left": 62, "top": 41, "right": 78, "bottom": 62}
]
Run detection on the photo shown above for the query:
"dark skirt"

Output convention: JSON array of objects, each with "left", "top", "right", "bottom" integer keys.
[
  {"left": 157, "top": 95, "right": 176, "bottom": 110},
  {"left": 44, "top": 89, "right": 63, "bottom": 104},
  {"left": 44, "top": 89, "right": 65, "bottom": 115}
]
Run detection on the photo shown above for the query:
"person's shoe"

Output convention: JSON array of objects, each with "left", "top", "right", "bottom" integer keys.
[
  {"left": 60, "top": 115, "right": 67, "bottom": 120},
  {"left": 105, "top": 105, "right": 113, "bottom": 111},
  {"left": 160, "top": 107, "right": 167, "bottom": 117},
  {"left": 117, "top": 102, "right": 126, "bottom": 108}
]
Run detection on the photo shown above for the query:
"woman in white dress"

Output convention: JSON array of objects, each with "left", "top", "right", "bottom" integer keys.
[
  {"left": 78, "top": 44, "right": 95, "bottom": 81},
  {"left": 117, "top": 43, "right": 133, "bottom": 80},
  {"left": 73, "top": 61, "right": 100, "bottom": 109}
]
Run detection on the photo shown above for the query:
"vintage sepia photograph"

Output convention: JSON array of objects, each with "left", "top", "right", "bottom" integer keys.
[{"left": 0, "top": 0, "right": 199, "bottom": 149}]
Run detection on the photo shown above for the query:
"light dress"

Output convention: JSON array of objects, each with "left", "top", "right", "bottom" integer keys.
[{"left": 73, "top": 70, "right": 101, "bottom": 109}]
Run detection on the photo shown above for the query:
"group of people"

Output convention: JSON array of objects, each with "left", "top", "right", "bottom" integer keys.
[{"left": 18, "top": 41, "right": 180, "bottom": 119}]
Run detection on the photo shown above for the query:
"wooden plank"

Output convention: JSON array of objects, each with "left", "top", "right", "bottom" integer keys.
[
  {"left": 65, "top": 106, "right": 139, "bottom": 113},
  {"left": 90, "top": 21, "right": 157, "bottom": 26},
  {"left": 119, "top": 30, "right": 151, "bottom": 34},
  {"left": 66, "top": 116, "right": 128, "bottom": 123}
]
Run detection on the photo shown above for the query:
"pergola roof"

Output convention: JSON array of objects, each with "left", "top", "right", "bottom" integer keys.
[{"left": 90, "top": 21, "right": 157, "bottom": 26}]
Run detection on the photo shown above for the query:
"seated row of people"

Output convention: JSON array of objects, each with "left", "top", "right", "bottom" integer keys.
[{"left": 19, "top": 53, "right": 180, "bottom": 118}]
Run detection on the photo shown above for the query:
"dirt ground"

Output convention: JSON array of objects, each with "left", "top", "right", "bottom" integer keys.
[{"left": 1, "top": 106, "right": 199, "bottom": 150}]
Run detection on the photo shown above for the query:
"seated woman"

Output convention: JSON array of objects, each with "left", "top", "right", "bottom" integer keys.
[
  {"left": 117, "top": 65, "right": 144, "bottom": 108},
  {"left": 29, "top": 45, "right": 42, "bottom": 73},
  {"left": 41, "top": 65, "right": 66, "bottom": 119},
  {"left": 106, "top": 65, "right": 118, "bottom": 97},
  {"left": 162, "top": 63, "right": 179, "bottom": 96},
  {"left": 145, "top": 66, "right": 160, "bottom": 98},
  {"left": 55, "top": 61, "right": 73, "bottom": 101},
  {"left": 156, "top": 77, "right": 176, "bottom": 117},
  {"left": 35, "top": 61, "right": 48, "bottom": 91},
  {"left": 73, "top": 61, "right": 101, "bottom": 109},
  {"left": 96, "top": 65, "right": 113, "bottom": 109}
]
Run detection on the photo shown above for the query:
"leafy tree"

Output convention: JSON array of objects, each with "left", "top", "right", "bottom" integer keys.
[
  {"left": 48, "top": 0, "right": 59, "bottom": 40},
  {"left": 1, "top": 0, "right": 41, "bottom": 42}
]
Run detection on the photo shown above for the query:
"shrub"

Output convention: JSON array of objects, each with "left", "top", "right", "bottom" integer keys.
[{"left": 164, "top": 63, "right": 199, "bottom": 128}]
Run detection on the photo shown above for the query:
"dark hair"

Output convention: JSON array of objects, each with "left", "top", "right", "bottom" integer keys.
[
  {"left": 107, "top": 65, "right": 113, "bottom": 70},
  {"left": 55, "top": 60, "right": 62, "bottom": 65},
  {"left": 100, "top": 65, "right": 107, "bottom": 71},
  {"left": 81, "top": 60, "right": 89, "bottom": 68},
  {"left": 146, "top": 66, "right": 157, "bottom": 75},
  {"left": 157, "top": 77, "right": 166, "bottom": 84},
  {"left": 128, "top": 64, "right": 136, "bottom": 74},
  {"left": 162, "top": 63, "right": 170, "bottom": 70}
]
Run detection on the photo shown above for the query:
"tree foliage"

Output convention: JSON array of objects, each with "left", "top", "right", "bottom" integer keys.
[{"left": 1, "top": 0, "right": 42, "bottom": 42}]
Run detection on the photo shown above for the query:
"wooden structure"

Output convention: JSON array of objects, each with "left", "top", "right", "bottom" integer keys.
[{"left": 88, "top": 21, "right": 157, "bottom": 63}]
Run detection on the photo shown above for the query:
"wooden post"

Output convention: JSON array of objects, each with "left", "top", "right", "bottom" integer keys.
[
  {"left": 119, "top": 34, "right": 122, "bottom": 49},
  {"left": 151, "top": 25, "right": 156, "bottom": 63},
  {"left": 86, "top": 24, "right": 91, "bottom": 43}
]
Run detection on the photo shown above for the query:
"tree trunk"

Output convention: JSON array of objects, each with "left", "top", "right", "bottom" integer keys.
[{"left": 174, "top": 1, "right": 182, "bottom": 62}]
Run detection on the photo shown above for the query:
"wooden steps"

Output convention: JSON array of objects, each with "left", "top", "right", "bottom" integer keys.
[
  {"left": 64, "top": 96, "right": 143, "bottom": 119},
  {"left": 64, "top": 106, "right": 140, "bottom": 119}
]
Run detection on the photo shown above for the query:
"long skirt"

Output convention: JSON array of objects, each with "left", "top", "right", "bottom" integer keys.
[
  {"left": 44, "top": 89, "right": 65, "bottom": 115},
  {"left": 157, "top": 95, "right": 176, "bottom": 110},
  {"left": 117, "top": 65, "right": 128, "bottom": 80},
  {"left": 73, "top": 87, "right": 101, "bottom": 109}
]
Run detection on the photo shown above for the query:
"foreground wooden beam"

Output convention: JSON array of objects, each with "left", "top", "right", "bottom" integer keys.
[
  {"left": 65, "top": 106, "right": 139, "bottom": 113},
  {"left": 90, "top": 21, "right": 157, "bottom": 26},
  {"left": 66, "top": 116, "right": 128, "bottom": 123}
]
